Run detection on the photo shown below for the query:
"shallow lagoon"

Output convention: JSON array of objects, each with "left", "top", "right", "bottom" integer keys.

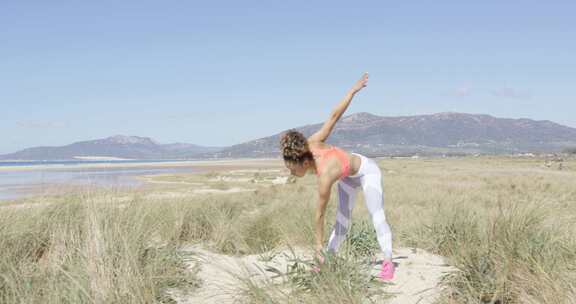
[{"left": 0, "top": 162, "right": 200, "bottom": 200}]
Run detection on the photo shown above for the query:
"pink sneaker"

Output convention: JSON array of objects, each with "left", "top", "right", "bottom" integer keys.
[{"left": 378, "top": 260, "right": 395, "bottom": 280}]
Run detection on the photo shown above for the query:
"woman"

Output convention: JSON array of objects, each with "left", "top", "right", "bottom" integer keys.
[{"left": 280, "top": 73, "right": 394, "bottom": 280}]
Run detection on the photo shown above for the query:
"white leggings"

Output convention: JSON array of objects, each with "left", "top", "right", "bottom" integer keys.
[{"left": 326, "top": 153, "right": 393, "bottom": 259}]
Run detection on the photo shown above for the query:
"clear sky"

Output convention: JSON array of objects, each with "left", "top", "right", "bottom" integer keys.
[{"left": 1, "top": 1, "right": 575, "bottom": 154}]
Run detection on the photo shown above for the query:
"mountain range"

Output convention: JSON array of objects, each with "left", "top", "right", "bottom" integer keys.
[
  {"left": 215, "top": 112, "right": 576, "bottom": 157},
  {"left": 2, "top": 112, "right": 576, "bottom": 160},
  {"left": 0, "top": 135, "right": 221, "bottom": 160}
]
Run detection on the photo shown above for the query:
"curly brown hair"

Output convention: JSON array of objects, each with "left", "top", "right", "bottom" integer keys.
[{"left": 280, "top": 130, "right": 313, "bottom": 164}]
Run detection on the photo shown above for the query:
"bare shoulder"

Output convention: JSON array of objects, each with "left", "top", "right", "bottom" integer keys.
[
  {"left": 307, "top": 140, "right": 329, "bottom": 150},
  {"left": 307, "top": 139, "right": 320, "bottom": 148}
]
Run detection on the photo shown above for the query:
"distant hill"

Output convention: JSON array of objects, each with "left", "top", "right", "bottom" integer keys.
[
  {"left": 3, "top": 113, "right": 576, "bottom": 160},
  {"left": 210, "top": 112, "right": 576, "bottom": 158},
  {"left": 0, "top": 135, "right": 222, "bottom": 160}
]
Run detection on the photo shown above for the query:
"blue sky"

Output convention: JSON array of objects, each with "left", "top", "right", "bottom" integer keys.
[{"left": 1, "top": 1, "right": 575, "bottom": 154}]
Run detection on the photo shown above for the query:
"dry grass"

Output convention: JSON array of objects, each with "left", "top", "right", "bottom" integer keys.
[{"left": 0, "top": 156, "right": 575, "bottom": 303}]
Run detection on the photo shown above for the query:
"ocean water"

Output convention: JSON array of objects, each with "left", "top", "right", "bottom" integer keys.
[
  {"left": 0, "top": 161, "right": 200, "bottom": 201},
  {"left": 0, "top": 160, "right": 182, "bottom": 167}
]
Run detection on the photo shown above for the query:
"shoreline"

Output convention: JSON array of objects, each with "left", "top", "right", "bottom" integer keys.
[
  {"left": 0, "top": 159, "right": 285, "bottom": 202},
  {"left": 0, "top": 158, "right": 283, "bottom": 172}
]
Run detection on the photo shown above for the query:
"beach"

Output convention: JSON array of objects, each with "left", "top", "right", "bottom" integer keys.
[{"left": 0, "top": 158, "right": 285, "bottom": 201}]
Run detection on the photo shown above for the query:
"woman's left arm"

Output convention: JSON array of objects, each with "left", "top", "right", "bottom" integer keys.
[{"left": 308, "top": 73, "right": 369, "bottom": 143}]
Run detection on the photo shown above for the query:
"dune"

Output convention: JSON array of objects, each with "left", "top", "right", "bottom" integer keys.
[{"left": 169, "top": 245, "right": 456, "bottom": 304}]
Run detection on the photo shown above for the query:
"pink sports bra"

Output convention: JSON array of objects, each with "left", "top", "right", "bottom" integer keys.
[{"left": 310, "top": 145, "right": 351, "bottom": 178}]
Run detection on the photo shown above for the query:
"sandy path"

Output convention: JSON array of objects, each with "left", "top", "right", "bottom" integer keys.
[
  {"left": 383, "top": 248, "right": 455, "bottom": 304},
  {"left": 170, "top": 245, "right": 456, "bottom": 304}
]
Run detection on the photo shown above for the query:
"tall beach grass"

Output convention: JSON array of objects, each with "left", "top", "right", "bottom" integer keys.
[{"left": 0, "top": 156, "right": 574, "bottom": 303}]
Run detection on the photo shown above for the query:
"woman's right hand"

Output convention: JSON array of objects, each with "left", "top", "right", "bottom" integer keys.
[
  {"left": 315, "top": 250, "right": 325, "bottom": 264},
  {"left": 311, "top": 250, "right": 325, "bottom": 273},
  {"left": 351, "top": 72, "right": 369, "bottom": 93}
]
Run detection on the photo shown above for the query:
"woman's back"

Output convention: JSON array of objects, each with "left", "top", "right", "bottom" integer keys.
[{"left": 308, "top": 142, "right": 351, "bottom": 178}]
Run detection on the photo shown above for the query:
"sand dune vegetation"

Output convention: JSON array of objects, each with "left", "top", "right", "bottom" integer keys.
[{"left": 0, "top": 156, "right": 575, "bottom": 303}]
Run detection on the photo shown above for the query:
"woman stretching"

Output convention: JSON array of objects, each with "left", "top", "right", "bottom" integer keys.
[{"left": 280, "top": 73, "right": 394, "bottom": 280}]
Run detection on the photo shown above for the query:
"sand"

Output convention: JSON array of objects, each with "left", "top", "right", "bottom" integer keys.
[{"left": 169, "top": 245, "right": 457, "bottom": 304}]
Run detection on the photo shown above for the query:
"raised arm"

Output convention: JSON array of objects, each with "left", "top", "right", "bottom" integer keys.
[{"left": 308, "top": 73, "right": 369, "bottom": 143}]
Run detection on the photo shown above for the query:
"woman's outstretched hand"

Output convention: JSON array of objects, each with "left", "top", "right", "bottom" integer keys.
[{"left": 351, "top": 72, "right": 369, "bottom": 93}]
